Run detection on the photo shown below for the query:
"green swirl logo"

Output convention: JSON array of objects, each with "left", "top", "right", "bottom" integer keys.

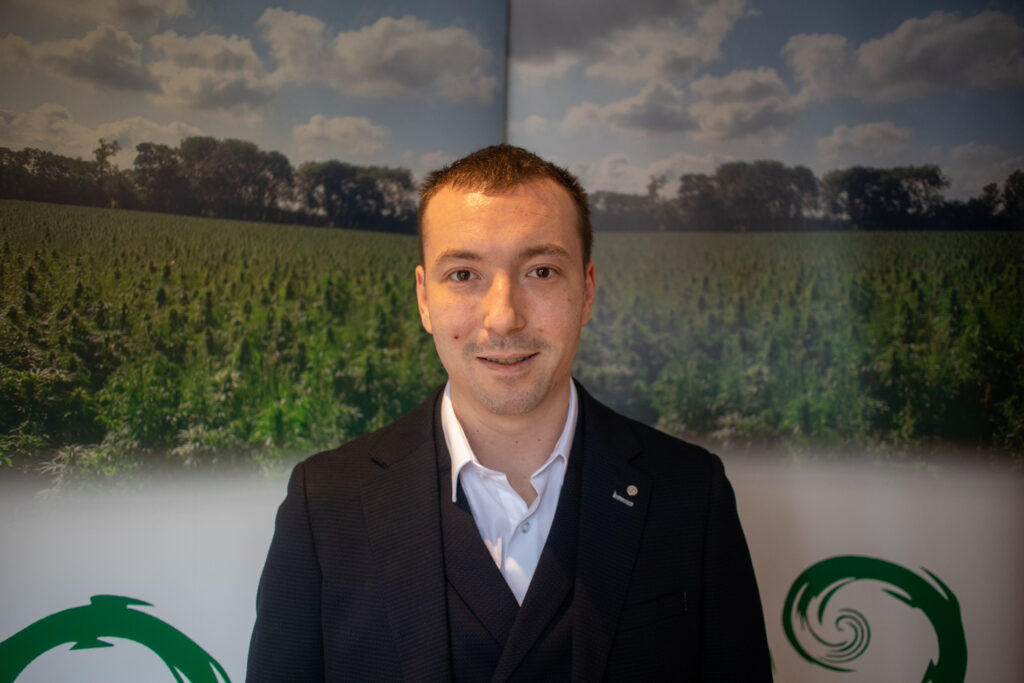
[
  {"left": 783, "top": 555, "right": 967, "bottom": 683},
  {"left": 0, "top": 595, "right": 230, "bottom": 683}
]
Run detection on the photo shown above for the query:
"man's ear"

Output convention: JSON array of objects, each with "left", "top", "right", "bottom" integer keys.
[
  {"left": 580, "top": 261, "right": 596, "bottom": 327},
  {"left": 415, "top": 265, "right": 433, "bottom": 334}
]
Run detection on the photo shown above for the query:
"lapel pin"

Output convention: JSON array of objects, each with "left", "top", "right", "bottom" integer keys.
[
  {"left": 626, "top": 485, "right": 638, "bottom": 496},
  {"left": 611, "top": 490, "right": 635, "bottom": 507}
]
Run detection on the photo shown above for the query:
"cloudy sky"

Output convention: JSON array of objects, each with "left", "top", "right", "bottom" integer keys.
[
  {"left": 508, "top": 0, "right": 1024, "bottom": 200},
  {"left": 0, "top": 0, "right": 505, "bottom": 180},
  {"left": 2, "top": 1, "right": 1021, "bottom": 200}
]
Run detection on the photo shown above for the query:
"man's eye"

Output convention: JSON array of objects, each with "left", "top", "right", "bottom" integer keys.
[
  {"left": 529, "top": 267, "right": 555, "bottom": 279},
  {"left": 449, "top": 270, "right": 475, "bottom": 282}
]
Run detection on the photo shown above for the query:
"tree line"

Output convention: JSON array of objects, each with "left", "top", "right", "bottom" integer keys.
[
  {"left": 1, "top": 138, "right": 1021, "bottom": 232},
  {"left": 594, "top": 160, "right": 1024, "bottom": 232},
  {"left": 0, "top": 137, "right": 416, "bottom": 233}
]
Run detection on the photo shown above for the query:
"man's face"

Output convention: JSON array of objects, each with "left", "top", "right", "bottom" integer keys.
[{"left": 416, "top": 179, "right": 595, "bottom": 420}]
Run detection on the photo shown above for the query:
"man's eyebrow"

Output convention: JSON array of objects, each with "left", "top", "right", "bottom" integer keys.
[
  {"left": 433, "top": 249, "right": 482, "bottom": 265},
  {"left": 518, "top": 243, "right": 571, "bottom": 260},
  {"left": 432, "top": 244, "right": 570, "bottom": 266}
]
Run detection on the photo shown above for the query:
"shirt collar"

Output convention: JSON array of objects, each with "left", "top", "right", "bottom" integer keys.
[{"left": 442, "top": 381, "right": 578, "bottom": 503}]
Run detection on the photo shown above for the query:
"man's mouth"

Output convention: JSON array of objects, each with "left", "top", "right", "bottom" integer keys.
[{"left": 480, "top": 353, "right": 538, "bottom": 365}]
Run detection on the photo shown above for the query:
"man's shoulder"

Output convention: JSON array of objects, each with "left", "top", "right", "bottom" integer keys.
[
  {"left": 579, "top": 383, "right": 722, "bottom": 476},
  {"left": 295, "top": 386, "right": 442, "bottom": 491}
]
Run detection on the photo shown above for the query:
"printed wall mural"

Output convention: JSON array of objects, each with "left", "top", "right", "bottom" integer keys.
[{"left": 1, "top": 1, "right": 1021, "bottom": 681}]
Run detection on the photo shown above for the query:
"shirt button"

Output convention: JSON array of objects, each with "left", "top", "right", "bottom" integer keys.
[{"left": 520, "top": 521, "right": 531, "bottom": 533}]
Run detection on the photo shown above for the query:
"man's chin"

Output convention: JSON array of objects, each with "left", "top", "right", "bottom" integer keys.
[{"left": 468, "top": 384, "right": 548, "bottom": 418}]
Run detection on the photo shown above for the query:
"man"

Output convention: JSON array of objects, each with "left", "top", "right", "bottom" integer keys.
[{"left": 247, "top": 145, "right": 772, "bottom": 681}]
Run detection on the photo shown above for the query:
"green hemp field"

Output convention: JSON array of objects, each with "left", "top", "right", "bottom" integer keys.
[{"left": 2, "top": 200, "right": 1021, "bottom": 482}]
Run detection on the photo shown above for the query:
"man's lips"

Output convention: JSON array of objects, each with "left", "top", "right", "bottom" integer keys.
[{"left": 478, "top": 352, "right": 539, "bottom": 365}]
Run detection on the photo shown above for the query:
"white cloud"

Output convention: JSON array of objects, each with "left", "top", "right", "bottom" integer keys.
[
  {"left": 563, "top": 80, "right": 694, "bottom": 134},
  {"left": 697, "top": 0, "right": 747, "bottom": 39},
  {"left": 3, "top": 10, "right": 499, "bottom": 123},
  {"left": 648, "top": 150, "right": 733, "bottom": 185},
  {"left": 573, "top": 150, "right": 733, "bottom": 195},
  {"left": 292, "top": 114, "right": 387, "bottom": 157},
  {"left": 584, "top": 26, "right": 705, "bottom": 84},
  {"left": 0, "top": 103, "right": 200, "bottom": 167},
  {"left": 258, "top": 11, "right": 498, "bottom": 104},
  {"left": 514, "top": 54, "right": 579, "bottom": 85},
  {"left": 12, "top": 0, "right": 189, "bottom": 32},
  {"left": 148, "top": 30, "right": 275, "bottom": 118},
  {"left": 817, "top": 122, "right": 913, "bottom": 162},
  {"left": 417, "top": 150, "right": 455, "bottom": 180},
  {"left": 562, "top": 103, "right": 603, "bottom": 133},
  {"left": 574, "top": 153, "right": 642, "bottom": 194},
  {"left": 689, "top": 67, "right": 798, "bottom": 143},
  {"left": 0, "top": 35, "right": 34, "bottom": 68},
  {"left": 513, "top": 0, "right": 746, "bottom": 85},
  {"left": 782, "top": 33, "right": 853, "bottom": 103},
  {"left": 586, "top": 0, "right": 745, "bottom": 83},
  {"left": 515, "top": 115, "right": 547, "bottom": 135},
  {"left": 1, "top": 24, "right": 277, "bottom": 119},
  {"left": 785, "top": 10, "right": 1024, "bottom": 103},
  {"left": 945, "top": 142, "right": 1024, "bottom": 200},
  {"left": 0, "top": 104, "right": 87, "bottom": 155},
  {"left": 257, "top": 8, "right": 330, "bottom": 87},
  {"left": 0, "top": 26, "right": 156, "bottom": 91}
]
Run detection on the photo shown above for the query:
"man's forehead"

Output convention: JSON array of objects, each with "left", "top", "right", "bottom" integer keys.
[
  {"left": 425, "top": 178, "right": 574, "bottom": 216},
  {"left": 419, "top": 177, "right": 584, "bottom": 268}
]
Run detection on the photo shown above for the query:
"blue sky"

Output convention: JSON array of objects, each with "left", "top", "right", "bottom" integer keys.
[
  {"left": 507, "top": 0, "right": 1024, "bottom": 200},
  {"left": 0, "top": 0, "right": 506, "bottom": 181},
  {"left": 1, "top": 0, "right": 1021, "bottom": 200}
]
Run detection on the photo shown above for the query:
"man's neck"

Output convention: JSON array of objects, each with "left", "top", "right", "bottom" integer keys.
[{"left": 451, "top": 382, "right": 572, "bottom": 505}]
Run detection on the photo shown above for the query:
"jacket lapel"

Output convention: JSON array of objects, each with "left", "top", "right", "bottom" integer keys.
[
  {"left": 360, "top": 390, "right": 453, "bottom": 682},
  {"left": 441, "top": 474, "right": 520, "bottom": 646},
  {"left": 571, "top": 384, "right": 652, "bottom": 683},
  {"left": 490, "top": 420, "right": 583, "bottom": 682},
  {"left": 356, "top": 382, "right": 651, "bottom": 681}
]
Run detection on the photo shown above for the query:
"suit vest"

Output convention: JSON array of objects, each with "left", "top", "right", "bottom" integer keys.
[{"left": 436, "top": 418, "right": 584, "bottom": 682}]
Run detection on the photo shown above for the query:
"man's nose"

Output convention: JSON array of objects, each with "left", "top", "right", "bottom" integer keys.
[{"left": 482, "top": 275, "right": 525, "bottom": 336}]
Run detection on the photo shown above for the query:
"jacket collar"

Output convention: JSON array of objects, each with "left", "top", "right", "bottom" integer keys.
[
  {"left": 359, "top": 387, "right": 453, "bottom": 681},
  {"left": 570, "top": 381, "right": 651, "bottom": 682},
  {"left": 358, "top": 381, "right": 650, "bottom": 682}
]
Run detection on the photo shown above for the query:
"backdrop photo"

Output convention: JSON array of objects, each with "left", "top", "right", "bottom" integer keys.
[{"left": 2, "top": 1, "right": 1022, "bottom": 681}]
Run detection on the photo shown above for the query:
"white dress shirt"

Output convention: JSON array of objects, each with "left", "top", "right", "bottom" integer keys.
[{"left": 442, "top": 382, "right": 578, "bottom": 604}]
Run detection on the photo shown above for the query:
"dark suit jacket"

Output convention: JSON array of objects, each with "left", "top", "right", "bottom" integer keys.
[{"left": 247, "top": 382, "right": 772, "bottom": 681}]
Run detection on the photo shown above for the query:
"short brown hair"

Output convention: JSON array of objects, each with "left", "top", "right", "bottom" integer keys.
[{"left": 418, "top": 144, "right": 592, "bottom": 266}]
